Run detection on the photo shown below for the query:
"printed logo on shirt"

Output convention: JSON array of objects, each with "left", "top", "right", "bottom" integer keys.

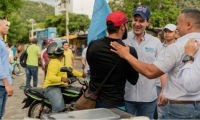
[{"left": 145, "top": 47, "right": 154, "bottom": 53}]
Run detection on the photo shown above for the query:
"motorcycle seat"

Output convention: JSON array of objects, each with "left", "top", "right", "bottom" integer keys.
[{"left": 28, "top": 87, "right": 45, "bottom": 99}]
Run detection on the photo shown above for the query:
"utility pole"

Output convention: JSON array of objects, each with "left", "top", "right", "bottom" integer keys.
[
  {"left": 31, "top": 19, "right": 34, "bottom": 39},
  {"left": 27, "top": 19, "right": 34, "bottom": 40},
  {"left": 66, "top": 0, "right": 69, "bottom": 42}
]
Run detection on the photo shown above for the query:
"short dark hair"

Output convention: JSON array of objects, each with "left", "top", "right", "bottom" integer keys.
[
  {"left": 62, "top": 41, "right": 68, "bottom": 45},
  {"left": 106, "top": 21, "right": 120, "bottom": 34},
  {"left": 181, "top": 8, "right": 200, "bottom": 29},
  {"left": 31, "top": 38, "right": 38, "bottom": 44},
  {"left": 0, "top": 17, "right": 5, "bottom": 20},
  {"left": 0, "top": 18, "right": 5, "bottom": 24}
]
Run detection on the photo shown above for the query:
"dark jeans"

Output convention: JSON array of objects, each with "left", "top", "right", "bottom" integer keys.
[{"left": 25, "top": 65, "right": 38, "bottom": 88}]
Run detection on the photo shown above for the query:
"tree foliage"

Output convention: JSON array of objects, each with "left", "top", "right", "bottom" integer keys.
[
  {"left": 17, "top": 1, "right": 55, "bottom": 23},
  {"left": 44, "top": 13, "right": 90, "bottom": 36},
  {"left": 7, "top": 13, "right": 29, "bottom": 43},
  {"left": 0, "top": 0, "right": 24, "bottom": 18},
  {"left": 0, "top": 1, "right": 55, "bottom": 43},
  {"left": 176, "top": 0, "right": 200, "bottom": 10},
  {"left": 109, "top": 0, "right": 180, "bottom": 30}
]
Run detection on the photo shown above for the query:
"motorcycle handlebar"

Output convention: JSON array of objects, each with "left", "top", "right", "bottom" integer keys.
[{"left": 69, "top": 76, "right": 89, "bottom": 86}]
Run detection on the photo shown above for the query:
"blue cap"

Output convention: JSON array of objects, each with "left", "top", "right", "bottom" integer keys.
[{"left": 133, "top": 5, "right": 150, "bottom": 19}]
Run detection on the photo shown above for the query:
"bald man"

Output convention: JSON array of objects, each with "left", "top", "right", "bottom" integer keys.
[{"left": 0, "top": 18, "right": 14, "bottom": 119}]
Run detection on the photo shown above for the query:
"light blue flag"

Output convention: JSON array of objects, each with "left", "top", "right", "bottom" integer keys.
[{"left": 87, "top": 0, "right": 112, "bottom": 45}]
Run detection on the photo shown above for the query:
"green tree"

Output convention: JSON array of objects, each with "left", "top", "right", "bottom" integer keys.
[
  {"left": 176, "top": 0, "right": 200, "bottom": 10},
  {"left": 109, "top": 0, "right": 180, "bottom": 30},
  {"left": 7, "top": 13, "right": 29, "bottom": 43},
  {"left": 0, "top": 0, "right": 26, "bottom": 43},
  {"left": 0, "top": 1, "right": 55, "bottom": 43},
  {"left": 0, "top": 0, "right": 25, "bottom": 19},
  {"left": 17, "top": 1, "right": 54, "bottom": 23},
  {"left": 45, "top": 13, "right": 90, "bottom": 36}
]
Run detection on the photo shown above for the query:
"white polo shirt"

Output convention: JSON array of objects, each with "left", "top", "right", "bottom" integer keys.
[
  {"left": 124, "top": 31, "right": 161, "bottom": 102},
  {"left": 176, "top": 49, "right": 200, "bottom": 93},
  {"left": 156, "top": 41, "right": 176, "bottom": 87},
  {"left": 153, "top": 32, "right": 200, "bottom": 101}
]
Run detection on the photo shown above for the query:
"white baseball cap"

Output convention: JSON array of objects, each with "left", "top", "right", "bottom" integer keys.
[{"left": 163, "top": 24, "right": 177, "bottom": 31}]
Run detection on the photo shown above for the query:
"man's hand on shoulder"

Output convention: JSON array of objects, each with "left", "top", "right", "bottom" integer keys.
[
  {"left": 110, "top": 42, "right": 130, "bottom": 59},
  {"left": 185, "top": 39, "right": 200, "bottom": 57}
]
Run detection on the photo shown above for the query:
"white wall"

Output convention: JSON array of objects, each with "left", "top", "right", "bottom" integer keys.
[
  {"left": 55, "top": 0, "right": 94, "bottom": 19},
  {"left": 71, "top": 0, "right": 94, "bottom": 19}
]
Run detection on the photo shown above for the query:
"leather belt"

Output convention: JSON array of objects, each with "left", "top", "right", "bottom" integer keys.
[{"left": 169, "top": 100, "right": 200, "bottom": 104}]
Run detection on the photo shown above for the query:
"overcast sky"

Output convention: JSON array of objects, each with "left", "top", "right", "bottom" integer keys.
[{"left": 31, "top": 0, "right": 55, "bottom": 6}]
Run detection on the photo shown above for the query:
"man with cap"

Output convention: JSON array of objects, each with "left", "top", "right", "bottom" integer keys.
[
  {"left": 26, "top": 38, "right": 44, "bottom": 88},
  {"left": 86, "top": 11, "right": 139, "bottom": 109},
  {"left": 110, "top": 8, "right": 200, "bottom": 119},
  {"left": 155, "top": 24, "right": 178, "bottom": 118},
  {"left": 120, "top": 5, "right": 161, "bottom": 119}
]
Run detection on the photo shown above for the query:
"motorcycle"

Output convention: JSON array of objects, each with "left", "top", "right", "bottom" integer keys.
[
  {"left": 21, "top": 67, "right": 89, "bottom": 118},
  {"left": 13, "top": 57, "right": 25, "bottom": 76}
]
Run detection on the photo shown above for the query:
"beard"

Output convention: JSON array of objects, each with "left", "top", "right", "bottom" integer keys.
[{"left": 122, "top": 27, "right": 128, "bottom": 40}]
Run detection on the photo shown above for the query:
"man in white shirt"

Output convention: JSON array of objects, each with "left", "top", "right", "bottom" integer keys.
[
  {"left": 110, "top": 8, "right": 200, "bottom": 119},
  {"left": 122, "top": 5, "right": 161, "bottom": 119},
  {"left": 155, "top": 24, "right": 178, "bottom": 118},
  {"left": 176, "top": 39, "right": 200, "bottom": 93}
]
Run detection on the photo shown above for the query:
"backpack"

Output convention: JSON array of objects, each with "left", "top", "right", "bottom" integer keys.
[{"left": 20, "top": 46, "right": 29, "bottom": 68}]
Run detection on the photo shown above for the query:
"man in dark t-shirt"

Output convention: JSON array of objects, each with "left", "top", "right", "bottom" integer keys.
[{"left": 87, "top": 12, "right": 139, "bottom": 109}]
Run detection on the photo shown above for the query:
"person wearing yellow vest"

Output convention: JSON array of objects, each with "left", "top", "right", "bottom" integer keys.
[{"left": 43, "top": 42, "right": 83, "bottom": 113}]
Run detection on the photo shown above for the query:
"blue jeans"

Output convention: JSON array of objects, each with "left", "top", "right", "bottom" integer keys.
[
  {"left": 161, "top": 102, "right": 200, "bottom": 119},
  {"left": 125, "top": 99, "right": 157, "bottom": 119},
  {"left": 156, "top": 86, "right": 166, "bottom": 119},
  {"left": 25, "top": 65, "right": 38, "bottom": 88},
  {"left": 0, "top": 87, "right": 8, "bottom": 119},
  {"left": 96, "top": 100, "right": 125, "bottom": 111},
  {"left": 87, "top": 70, "right": 90, "bottom": 76},
  {"left": 43, "top": 86, "right": 65, "bottom": 112}
]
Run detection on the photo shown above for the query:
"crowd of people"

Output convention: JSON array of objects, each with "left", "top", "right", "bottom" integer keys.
[
  {"left": 0, "top": 4, "right": 200, "bottom": 120},
  {"left": 109, "top": 6, "right": 200, "bottom": 119}
]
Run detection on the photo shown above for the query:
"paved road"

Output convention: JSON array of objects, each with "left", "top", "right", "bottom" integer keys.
[{"left": 3, "top": 57, "right": 82, "bottom": 119}]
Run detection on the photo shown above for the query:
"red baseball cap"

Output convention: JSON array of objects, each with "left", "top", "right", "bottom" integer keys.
[{"left": 106, "top": 11, "right": 131, "bottom": 27}]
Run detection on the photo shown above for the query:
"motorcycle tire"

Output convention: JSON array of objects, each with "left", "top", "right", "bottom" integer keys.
[
  {"left": 28, "top": 101, "right": 51, "bottom": 118},
  {"left": 13, "top": 63, "right": 25, "bottom": 76}
]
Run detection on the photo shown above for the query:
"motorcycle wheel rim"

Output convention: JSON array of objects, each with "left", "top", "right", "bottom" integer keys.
[{"left": 29, "top": 102, "right": 51, "bottom": 118}]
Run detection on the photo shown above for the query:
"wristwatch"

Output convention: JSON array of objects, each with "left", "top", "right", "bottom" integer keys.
[
  {"left": 182, "top": 55, "right": 194, "bottom": 63},
  {"left": 82, "top": 64, "right": 85, "bottom": 70}
]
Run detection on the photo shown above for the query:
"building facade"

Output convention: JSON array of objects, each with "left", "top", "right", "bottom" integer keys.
[{"left": 55, "top": 0, "right": 94, "bottom": 19}]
